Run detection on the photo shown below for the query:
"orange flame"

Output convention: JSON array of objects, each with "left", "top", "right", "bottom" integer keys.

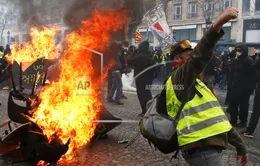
[
  {"left": 21, "top": 9, "right": 129, "bottom": 165},
  {"left": 7, "top": 26, "right": 61, "bottom": 64}
]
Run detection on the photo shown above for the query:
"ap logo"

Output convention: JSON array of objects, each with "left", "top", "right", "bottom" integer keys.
[{"left": 76, "top": 76, "right": 92, "bottom": 96}]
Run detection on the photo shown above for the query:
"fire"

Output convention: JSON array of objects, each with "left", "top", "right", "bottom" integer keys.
[
  {"left": 16, "top": 9, "right": 128, "bottom": 164},
  {"left": 6, "top": 26, "right": 61, "bottom": 64}
]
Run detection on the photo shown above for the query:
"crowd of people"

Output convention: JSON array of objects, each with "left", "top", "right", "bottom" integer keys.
[
  {"left": 201, "top": 43, "right": 260, "bottom": 138},
  {"left": 105, "top": 40, "right": 173, "bottom": 115}
]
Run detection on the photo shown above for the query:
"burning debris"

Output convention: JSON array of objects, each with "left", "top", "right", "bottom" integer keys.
[{"left": 1, "top": 8, "right": 127, "bottom": 165}]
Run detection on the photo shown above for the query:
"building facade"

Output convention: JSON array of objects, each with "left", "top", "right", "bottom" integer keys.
[
  {"left": 1, "top": 0, "right": 260, "bottom": 47},
  {"left": 0, "top": 0, "right": 71, "bottom": 46},
  {"left": 238, "top": 0, "right": 260, "bottom": 43},
  {"left": 135, "top": 0, "right": 260, "bottom": 48}
]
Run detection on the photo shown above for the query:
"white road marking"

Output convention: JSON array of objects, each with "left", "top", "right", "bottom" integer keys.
[
  {"left": 86, "top": 120, "right": 140, "bottom": 123},
  {"left": 123, "top": 91, "right": 137, "bottom": 95}
]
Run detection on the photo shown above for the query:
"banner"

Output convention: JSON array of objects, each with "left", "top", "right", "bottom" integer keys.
[{"left": 143, "top": 3, "right": 176, "bottom": 49}]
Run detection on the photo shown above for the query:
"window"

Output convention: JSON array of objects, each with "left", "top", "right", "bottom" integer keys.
[
  {"left": 140, "top": 31, "right": 154, "bottom": 43},
  {"left": 204, "top": 0, "right": 214, "bottom": 17},
  {"left": 173, "top": 29, "right": 196, "bottom": 42},
  {"left": 174, "top": 4, "right": 182, "bottom": 20},
  {"left": 188, "top": 2, "right": 197, "bottom": 18},
  {"left": 256, "top": 0, "right": 260, "bottom": 11},
  {"left": 242, "top": 0, "right": 250, "bottom": 14},
  {"left": 221, "top": 0, "right": 232, "bottom": 11}
]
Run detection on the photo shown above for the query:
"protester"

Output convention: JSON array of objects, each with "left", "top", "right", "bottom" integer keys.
[
  {"left": 213, "top": 51, "right": 223, "bottom": 85},
  {"left": 219, "top": 50, "right": 230, "bottom": 89},
  {"left": 0, "top": 46, "right": 4, "bottom": 58},
  {"left": 242, "top": 53, "right": 260, "bottom": 138},
  {"left": 119, "top": 41, "right": 129, "bottom": 99},
  {"left": 107, "top": 42, "right": 124, "bottom": 105},
  {"left": 157, "top": 7, "right": 248, "bottom": 166},
  {"left": 202, "top": 52, "right": 218, "bottom": 90},
  {"left": 4, "top": 44, "right": 11, "bottom": 57},
  {"left": 165, "top": 53, "right": 172, "bottom": 77},
  {"left": 153, "top": 49, "right": 161, "bottom": 83},
  {"left": 228, "top": 43, "right": 255, "bottom": 127},
  {"left": 127, "top": 41, "right": 156, "bottom": 116},
  {"left": 160, "top": 53, "right": 167, "bottom": 81},
  {"left": 105, "top": 42, "right": 117, "bottom": 100},
  {"left": 225, "top": 49, "right": 236, "bottom": 111}
]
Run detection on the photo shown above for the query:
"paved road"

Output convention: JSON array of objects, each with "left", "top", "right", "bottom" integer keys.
[{"left": 0, "top": 88, "right": 260, "bottom": 166}]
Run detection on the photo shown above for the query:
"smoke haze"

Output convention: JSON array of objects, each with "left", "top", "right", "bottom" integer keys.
[{"left": 16, "top": 0, "right": 167, "bottom": 40}]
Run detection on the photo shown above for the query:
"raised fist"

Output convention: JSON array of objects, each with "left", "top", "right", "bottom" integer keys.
[{"left": 218, "top": 7, "right": 239, "bottom": 25}]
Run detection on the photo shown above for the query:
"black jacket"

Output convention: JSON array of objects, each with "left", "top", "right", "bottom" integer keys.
[
  {"left": 127, "top": 41, "right": 156, "bottom": 81},
  {"left": 229, "top": 43, "right": 255, "bottom": 96},
  {"left": 250, "top": 59, "right": 260, "bottom": 91},
  {"left": 109, "top": 43, "right": 122, "bottom": 72}
]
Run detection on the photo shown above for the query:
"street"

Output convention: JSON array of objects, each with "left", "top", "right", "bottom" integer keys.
[{"left": 0, "top": 88, "right": 260, "bottom": 166}]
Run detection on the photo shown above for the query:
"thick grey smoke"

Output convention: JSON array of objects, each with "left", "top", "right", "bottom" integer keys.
[
  {"left": 63, "top": 0, "right": 169, "bottom": 40},
  {"left": 62, "top": 0, "right": 147, "bottom": 40},
  {"left": 16, "top": 0, "right": 168, "bottom": 40}
]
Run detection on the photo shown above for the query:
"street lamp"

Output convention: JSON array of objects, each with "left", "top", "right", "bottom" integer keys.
[
  {"left": 206, "top": 18, "right": 212, "bottom": 30},
  {"left": 7, "top": 31, "right": 10, "bottom": 45}
]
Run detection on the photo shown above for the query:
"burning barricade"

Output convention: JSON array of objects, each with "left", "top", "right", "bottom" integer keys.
[{"left": 0, "top": 9, "right": 127, "bottom": 165}]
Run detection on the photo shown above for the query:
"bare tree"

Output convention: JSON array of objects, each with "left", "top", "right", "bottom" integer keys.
[
  {"left": 197, "top": 0, "right": 222, "bottom": 29},
  {"left": 0, "top": 10, "right": 16, "bottom": 45}
]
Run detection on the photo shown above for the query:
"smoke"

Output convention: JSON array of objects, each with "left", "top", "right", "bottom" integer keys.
[
  {"left": 16, "top": 0, "right": 168, "bottom": 40},
  {"left": 18, "top": 0, "right": 42, "bottom": 25},
  {"left": 63, "top": 0, "right": 160, "bottom": 40}
]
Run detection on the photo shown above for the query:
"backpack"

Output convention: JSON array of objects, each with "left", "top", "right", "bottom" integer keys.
[{"left": 139, "top": 92, "right": 185, "bottom": 154}]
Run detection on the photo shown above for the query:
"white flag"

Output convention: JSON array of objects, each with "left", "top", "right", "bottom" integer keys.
[{"left": 144, "top": 4, "right": 176, "bottom": 49}]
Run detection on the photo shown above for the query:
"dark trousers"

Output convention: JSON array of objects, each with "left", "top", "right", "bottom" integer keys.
[
  {"left": 108, "top": 71, "right": 122, "bottom": 101},
  {"left": 219, "top": 71, "right": 228, "bottom": 89},
  {"left": 229, "top": 91, "right": 251, "bottom": 124},
  {"left": 247, "top": 90, "right": 260, "bottom": 134},
  {"left": 136, "top": 78, "right": 153, "bottom": 114},
  {"left": 160, "top": 66, "right": 167, "bottom": 81}
]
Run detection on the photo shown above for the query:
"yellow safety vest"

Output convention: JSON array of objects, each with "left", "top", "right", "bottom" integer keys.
[
  {"left": 0, "top": 51, "right": 3, "bottom": 58},
  {"left": 154, "top": 54, "right": 159, "bottom": 64},
  {"left": 161, "top": 55, "right": 166, "bottom": 66},
  {"left": 165, "top": 76, "right": 232, "bottom": 146}
]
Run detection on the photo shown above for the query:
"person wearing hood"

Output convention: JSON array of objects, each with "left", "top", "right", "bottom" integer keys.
[
  {"left": 127, "top": 41, "right": 156, "bottom": 116},
  {"left": 242, "top": 53, "right": 260, "bottom": 138},
  {"left": 228, "top": 43, "right": 255, "bottom": 127}
]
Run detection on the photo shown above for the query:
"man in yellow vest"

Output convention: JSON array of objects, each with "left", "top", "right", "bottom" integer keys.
[{"left": 159, "top": 7, "right": 248, "bottom": 166}]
